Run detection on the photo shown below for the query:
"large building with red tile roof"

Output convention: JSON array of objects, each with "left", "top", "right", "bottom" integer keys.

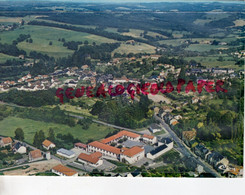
[
  {"left": 78, "top": 152, "right": 103, "bottom": 167},
  {"left": 0, "top": 137, "right": 13, "bottom": 147},
  {"left": 52, "top": 164, "right": 78, "bottom": 176},
  {"left": 120, "top": 146, "right": 144, "bottom": 164},
  {"left": 100, "top": 130, "right": 140, "bottom": 145},
  {"left": 88, "top": 141, "right": 121, "bottom": 159}
]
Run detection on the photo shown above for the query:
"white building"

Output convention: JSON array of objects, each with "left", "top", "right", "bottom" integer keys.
[
  {"left": 120, "top": 146, "right": 144, "bottom": 164},
  {"left": 142, "top": 134, "right": 157, "bottom": 145},
  {"left": 77, "top": 152, "right": 103, "bottom": 167},
  {"left": 57, "top": 148, "right": 75, "bottom": 159},
  {"left": 87, "top": 141, "right": 120, "bottom": 159},
  {"left": 52, "top": 164, "right": 78, "bottom": 176},
  {"left": 149, "top": 124, "right": 162, "bottom": 133},
  {"left": 42, "top": 139, "right": 56, "bottom": 150}
]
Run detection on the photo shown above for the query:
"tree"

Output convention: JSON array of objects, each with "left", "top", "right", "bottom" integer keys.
[
  {"left": 49, "top": 41, "right": 53, "bottom": 46},
  {"left": 29, "top": 38, "right": 33, "bottom": 43},
  {"left": 84, "top": 40, "right": 89, "bottom": 45},
  {"left": 14, "top": 128, "right": 24, "bottom": 141},
  {"left": 33, "top": 130, "right": 46, "bottom": 148},
  {"left": 33, "top": 132, "right": 39, "bottom": 147},
  {"left": 48, "top": 128, "right": 55, "bottom": 142}
]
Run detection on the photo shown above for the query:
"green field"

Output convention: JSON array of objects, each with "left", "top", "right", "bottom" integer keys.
[
  {"left": 0, "top": 116, "right": 116, "bottom": 144},
  {"left": 185, "top": 44, "right": 228, "bottom": 52},
  {"left": 184, "top": 55, "right": 239, "bottom": 69},
  {"left": 0, "top": 53, "right": 19, "bottom": 63},
  {"left": 0, "top": 25, "right": 116, "bottom": 58}
]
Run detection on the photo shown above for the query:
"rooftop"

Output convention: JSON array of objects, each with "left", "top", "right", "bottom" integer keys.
[
  {"left": 150, "top": 144, "right": 167, "bottom": 156},
  {"left": 57, "top": 148, "right": 75, "bottom": 157},
  {"left": 42, "top": 139, "right": 54, "bottom": 147},
  {"left": 78, "top": 152, "right": 102, "bottom": 164},
  {"left": 1, "top": 137, "right": 12, "bottom": 145},
  {"left": 29, "top": 149, "right": 42, "bottom": 159},
  {"left": 52, "top": 164, "right": 77, "bottom": 176},
  {"left": 88, "top": 141, "right": 121, "bottom": 155},
  {"left": 122, "top": 146, "right": 144, "bottom": 157},
  {"left": 100, "top": 130, "right": 140, "bottom": 144}
]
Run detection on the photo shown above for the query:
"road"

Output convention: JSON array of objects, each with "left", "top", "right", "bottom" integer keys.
[{"left": 154, "top": 115, "right": 222, "bottom": 178}]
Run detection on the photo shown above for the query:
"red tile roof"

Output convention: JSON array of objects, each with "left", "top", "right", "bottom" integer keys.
[
  {"left": 42, "top": 139, "right": 54, "bottom": 147},
  {"left": 75, "top": 142, "right": 87, "bottom": 148},
  {"left": 142, "top": 134, "right": 155, "bottom": 139},
  {"left": 29, "top": 149, "right": 42, "bottom": 159},
  {"left": 1, "top": 137, "right": 12, "bottom": 145},
  {"left": 122, "top": 146, "right": 144, "bottom": 157},
  {"left": 78, "top": 152, "right": 102, "bottom": 164},
  {"left": 88, "top": 141, "right": 121, "bottom": 155},
  {"left": 52, "top": 164, "right": 77, "bottom": 176},
  {"left": 100, "top": 130, "right": 140, "bottom": 144}
]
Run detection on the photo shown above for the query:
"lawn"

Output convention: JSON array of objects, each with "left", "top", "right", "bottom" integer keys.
[
  {"left": 0, "top": 116, "right": 117, "bottom": 144},
  {"left": 0, "top": 24, "right": 116, "bottom": 58}
]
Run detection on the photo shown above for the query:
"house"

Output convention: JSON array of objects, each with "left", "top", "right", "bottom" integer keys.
[
  {"left": 120, "top": 146, "right": 144, "bottom": 164},
  {"left": 149, "top": 124, "right": 162, "bottom": 133},
  {"left": 87, "top": 141, "right": 121, "bottom": 159},
  {"left": 13, "top": 142, "right": 26, "bottom": 154},
  {"left": 170, "top": 119, "right": 178, "bottom": 126},
  {"left": 52, "top": 164, "right": 78, "bottom": 176},
  {"left": 193, "top": 144, "right": 210, "bottom": 159},
  {"left": 42, "top": 139, "right": 56, "bottom": 150},
  {"left": 206, "top": 151, "right": 229, "bottom": 169},
  {"left": 0, "top": 137, "right": 13, "bottom": 147},
  {"left": 74, "top": 142, "right": 87, "bottom": 151},
  {"left": 77, "top": 152, "right": 103, "bottom": 167},
  {"left": 57, "top": 148, "right": 75, "bottom": 159},
  {"left": 142, "top": 134, "right": 157, "bottom": 144},
  {"left": 29, "top": 149, "right": 43, "bottom": 162},
  {"left": 146, "top": 144, "right": 172, "bottom": 160}
]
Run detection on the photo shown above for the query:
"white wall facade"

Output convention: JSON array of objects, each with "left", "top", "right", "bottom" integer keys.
[{"left": 120, "top": 150, "right": 144, "bottom": 164}]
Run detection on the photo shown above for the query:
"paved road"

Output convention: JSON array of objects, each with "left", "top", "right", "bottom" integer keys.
[{"left": 154, "top": 115, "right": 222, "bottom": 178}]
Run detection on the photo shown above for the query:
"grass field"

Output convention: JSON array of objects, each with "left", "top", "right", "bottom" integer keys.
[
  {"left": 0, "top": 53, "right": 19, "bottom": 63},
  {"left": 185, "top": 44, "right": 227, "bottom": 52},
  {"left": 0, "top": 25, "right": 116, "bottom": 58},
  {"left": 113, "top": 42, "right": 155, "bottom": 54},
  {"left": 184, "top": 55, "right": 239, "bottom": 69},
  {"left": 0, "top": 116, "right": 116, "bottom": 144}
]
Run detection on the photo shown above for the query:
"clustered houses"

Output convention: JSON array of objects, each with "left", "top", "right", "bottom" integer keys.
[
  {"left": 79, "top": 130, "right": 174, "bottom": 165},
  {"left": 193, "top": 143, "right": 234, "bottom": 174},
  {"left": 51, "top": 164, "right": 78, "bottom": 176}
]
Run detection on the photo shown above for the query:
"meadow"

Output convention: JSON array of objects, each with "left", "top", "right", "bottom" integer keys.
[
  {"left": 0, "top": 116, "right": 116, "bottom": 144},
  {"left": 0, "top": 24, "right": 116, "bottom": 58}
]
